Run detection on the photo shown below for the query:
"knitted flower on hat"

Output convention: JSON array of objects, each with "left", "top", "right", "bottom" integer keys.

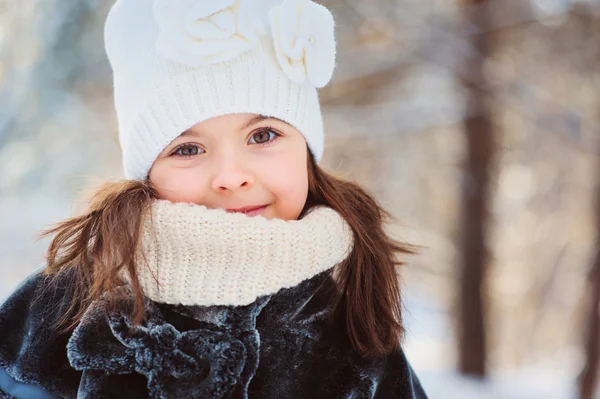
[
  {"left": 270, "top": 0, "right": 335, "bottom": 88},
  {"left": 154, "top": 0, "right": 267, "bottom": 66},
  {"left": 104, "top": 0, "right": 337, "bottom": 180}
]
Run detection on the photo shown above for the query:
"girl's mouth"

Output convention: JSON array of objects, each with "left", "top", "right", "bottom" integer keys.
[{"left": 225, "top": 205, "right": 268, "bottom": 217}]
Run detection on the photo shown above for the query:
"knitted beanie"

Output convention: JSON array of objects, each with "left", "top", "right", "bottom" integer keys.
[{"left": 104, "top": 0, "right": 337, "bottom": 181}]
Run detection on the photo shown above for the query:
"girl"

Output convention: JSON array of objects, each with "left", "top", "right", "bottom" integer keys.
[{"left": 0, "top": 0, "right": 428, "bottom": 398}]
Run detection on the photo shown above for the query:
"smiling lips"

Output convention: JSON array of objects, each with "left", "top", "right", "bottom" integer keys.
[{"left": 225, "top": 205, "right": 268, "bottom": 216}]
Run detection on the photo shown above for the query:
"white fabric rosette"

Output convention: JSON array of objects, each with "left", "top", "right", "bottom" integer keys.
[
  {"left": 269, "top": 0, "right": 336, "bottom": 88},
  {"left": 153, "top": 0, "right": 266, "bottom": 66}
]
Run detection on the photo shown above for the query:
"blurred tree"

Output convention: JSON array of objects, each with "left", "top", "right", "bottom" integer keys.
[
  {"left": 457, "top": 0, "right": 496, "bottom": 377},
  {"left": 580, "top": 231, "right": 600, "bottom": 398},
  {"left": 577, "top": 6, "right": 600, "bottom": 398}
]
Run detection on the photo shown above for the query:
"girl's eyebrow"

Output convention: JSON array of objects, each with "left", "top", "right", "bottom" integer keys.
[
  {"left": 243, "top": 115, "right": 291, "bottom": 129},
  {"left": 181, "top": 115, "right": 291, "bottom": 137},
  {"left": 180, "top": 129, "right": 201, "bottom": 138}
]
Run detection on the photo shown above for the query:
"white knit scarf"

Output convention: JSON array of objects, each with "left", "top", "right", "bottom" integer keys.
[{"left": 132, "top": 199, "right": 353, "bottom": 307}]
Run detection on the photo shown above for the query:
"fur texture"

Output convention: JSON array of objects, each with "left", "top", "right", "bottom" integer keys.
[{"left": 0, "top": 268, "right": 428, "bottom": 399}]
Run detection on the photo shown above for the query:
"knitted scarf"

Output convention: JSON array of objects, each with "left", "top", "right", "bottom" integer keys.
[{"left": 131, "top": 199, "right": 353, "bottom": 307}]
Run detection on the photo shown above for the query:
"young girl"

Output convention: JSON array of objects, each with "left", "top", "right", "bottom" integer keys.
[{"left": 0, "top": 0, "right": 428, "bottom": 398}]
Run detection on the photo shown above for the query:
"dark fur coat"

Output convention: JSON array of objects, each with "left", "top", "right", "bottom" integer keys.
[{"left": 0, "top": 267, "right": 428, "bottom": 399}]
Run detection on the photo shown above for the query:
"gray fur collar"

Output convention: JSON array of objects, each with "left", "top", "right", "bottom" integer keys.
[
  {"left": 65, "top": 267, "right": 331, "bottom": 399},
  {"left": 67, "top": 288, "right": 271, "bottom": 398}
]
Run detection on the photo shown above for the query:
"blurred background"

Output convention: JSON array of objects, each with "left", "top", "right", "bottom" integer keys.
[{"left": 1, "top": 0, "right": 599, "bottom": 398}]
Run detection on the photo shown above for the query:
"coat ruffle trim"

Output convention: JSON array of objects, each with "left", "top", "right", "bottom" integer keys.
[{"left": 66, "top": 288, "right": 270, "bottom": 399}]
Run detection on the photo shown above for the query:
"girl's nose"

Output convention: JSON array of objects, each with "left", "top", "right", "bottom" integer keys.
[{"left": 211, "top": 163, "right": 255, "bottom": 193}]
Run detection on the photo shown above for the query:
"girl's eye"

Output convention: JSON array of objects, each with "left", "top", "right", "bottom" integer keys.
[
  {"left": 248, "top": 129, "right": 279, "bottom": 145},
  {"left": 171, "top": 144, "right": 204, "bottom": 157}
]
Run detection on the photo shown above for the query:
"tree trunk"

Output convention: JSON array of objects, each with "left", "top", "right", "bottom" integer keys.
[
  {"left": 458, "top": 0, "right": 495, "bottom": 377},
  {"left": 580, "top": 251, "right": 600, "bottom": 399},
  {"left": 578, "top": 8, "right": 600, "bottom": 399}
]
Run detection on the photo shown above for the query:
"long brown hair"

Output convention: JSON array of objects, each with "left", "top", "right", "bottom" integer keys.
[{"left": 38, "top": 151, "right": 418, "bottom": 358}]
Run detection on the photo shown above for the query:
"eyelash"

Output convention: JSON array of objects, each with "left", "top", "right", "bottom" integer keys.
[{"left": 169, "top": 127, "right": 282, "bottom": 158}]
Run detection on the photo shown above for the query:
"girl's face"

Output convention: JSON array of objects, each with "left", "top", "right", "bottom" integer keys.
[{"left": 148, "top": 113, "right": 309, "bottom": 221}]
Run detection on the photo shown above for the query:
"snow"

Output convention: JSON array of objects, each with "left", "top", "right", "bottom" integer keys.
[{"left": 403, "top": 289, "right": 579, "bottom": 399}]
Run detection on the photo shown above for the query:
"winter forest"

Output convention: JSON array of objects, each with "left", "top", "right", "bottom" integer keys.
[{"left": 1, "top": 0, "right": 599, "bottom": 398}]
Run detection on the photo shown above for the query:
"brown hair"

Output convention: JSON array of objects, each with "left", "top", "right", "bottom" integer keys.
[{"left": 38, "top": 152, "right": 418, "bottom": 358}]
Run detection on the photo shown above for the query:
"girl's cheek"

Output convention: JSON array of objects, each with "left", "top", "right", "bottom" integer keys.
[
  {"left": 269, "top": 168, "right": 308, "bottom": 204},
  {"left": 155, "top": 169, "right": 208, "bottom": 203}
]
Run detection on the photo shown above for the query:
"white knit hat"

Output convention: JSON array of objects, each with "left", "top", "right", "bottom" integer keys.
[{"left": 104, "top": 0, "right": 337, "bottom": 181}]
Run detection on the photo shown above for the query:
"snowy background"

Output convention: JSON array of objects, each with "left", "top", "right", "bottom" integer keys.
[{"left": 1, "top": 0, "right": 599, "bottom": 398}]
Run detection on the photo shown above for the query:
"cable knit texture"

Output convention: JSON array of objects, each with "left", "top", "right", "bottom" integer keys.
[{"left": 134, "top": 200, "right": 353, "bottom": 306}]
